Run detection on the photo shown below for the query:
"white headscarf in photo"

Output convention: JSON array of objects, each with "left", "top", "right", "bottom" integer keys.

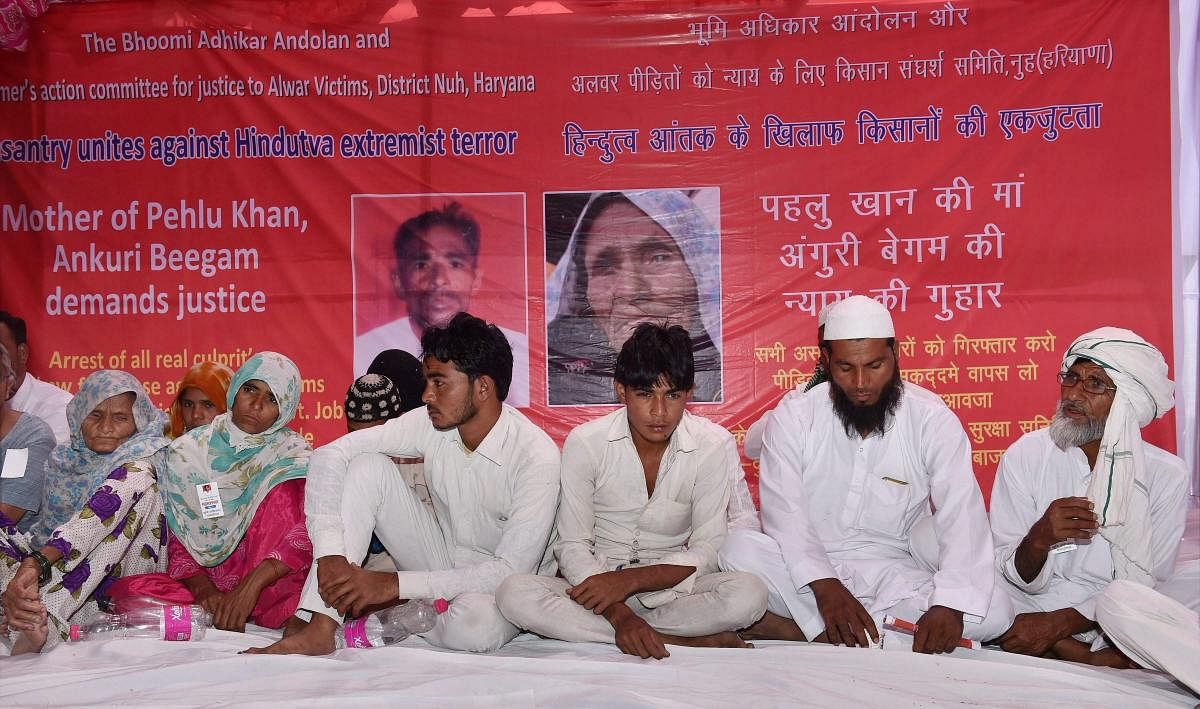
[{"left": 545, "top": 189, "right": 722, "bottom": 349}]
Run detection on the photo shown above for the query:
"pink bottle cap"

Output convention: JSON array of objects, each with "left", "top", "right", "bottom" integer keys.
[
  {"left": 432, "top": 598, "right": 449, "bottom": 614},
  {"left": 70, "top": 624, "right": 82, "bottom": 641}
]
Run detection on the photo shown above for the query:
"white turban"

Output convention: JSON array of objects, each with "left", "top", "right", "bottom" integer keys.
[
  {"left": 1062, "top": 327, "right": 1174, "bottom": 585},
  {"left": 823, "top": 295, "right": 894, "bottom": 340}
]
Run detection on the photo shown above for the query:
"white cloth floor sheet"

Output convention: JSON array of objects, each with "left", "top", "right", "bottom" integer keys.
[
  {"left": 3, "top": 626, "right": 1197, "bottom": 707},
  {"left": 6, "top": 503, "right": 1198, "bottom": 707}
]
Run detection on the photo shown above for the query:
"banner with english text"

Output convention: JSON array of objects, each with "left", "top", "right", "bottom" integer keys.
[{"left": 0, "top": 0, "right": 1177, "bottom": 503}]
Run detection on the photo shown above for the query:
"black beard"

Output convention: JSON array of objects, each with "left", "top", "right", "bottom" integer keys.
[
  {"left": 429, "top": 395, "right": 478, "bottom": 432},
  {"left": 829, "top": 368, "right": 904, "bottom": 438}
]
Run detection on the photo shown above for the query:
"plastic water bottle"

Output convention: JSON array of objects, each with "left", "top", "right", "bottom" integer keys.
[
  {"left": 336, "top": 598, "right": 450, "bottom": 649},
  {"left": 69, "top": 603, "right": 213, "bottom": 642}
]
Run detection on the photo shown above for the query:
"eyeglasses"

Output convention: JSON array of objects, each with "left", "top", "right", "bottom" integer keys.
[{"left": 1057, "top": 371, "right": 1116, "bottom": 395}]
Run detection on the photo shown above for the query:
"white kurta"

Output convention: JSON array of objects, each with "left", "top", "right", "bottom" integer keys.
[
  {"left": 10, "top": 373, "right": 72, "bottom": 445},
  {"left": 554, "top": 409, "right": 734, "bottom": 595},
  {"left": 727, "top": 463, "right": 760, "bottom": 532},
  {"left": 354, "top": 316, "right": 531, "bottom": 407},
  {"left": 989, "top": 428, "right": 1188, "bottom": 620},
  {"left": 497, "top": 409, "right": 767, "bottom": 641},
  {"left": 757, "top": 382, "right": 996, "bottom": 621},
  {"left": 1096, "top": 564, "right": 1200, "bottom": 695},
  {"left": 305, "top": 404, "right": 560, "bottom": 599}
]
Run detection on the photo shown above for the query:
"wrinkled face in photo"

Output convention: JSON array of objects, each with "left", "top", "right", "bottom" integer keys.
[{"left": 581, "top": 201, "right": 700, "bottom": 350}]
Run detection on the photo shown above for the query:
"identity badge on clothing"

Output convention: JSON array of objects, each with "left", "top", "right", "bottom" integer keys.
[
  {"left": 1, "top": 448, "right": 29, "bottom": 478},
  {"left": 196, "top": 483, "right": 225, "bottom": 519}
]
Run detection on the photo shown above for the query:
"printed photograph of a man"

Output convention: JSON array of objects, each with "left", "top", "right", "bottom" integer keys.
[{"left": 353, "top": 193, "right": 530, "bottom": 407}]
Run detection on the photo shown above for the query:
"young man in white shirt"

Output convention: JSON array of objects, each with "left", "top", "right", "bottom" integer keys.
[
  {"left": 0, "top": 312, "right": 72, "bottom": 445},
  {"left": 719, "top": 295, "right": 1012, "bottom": 653},
  {"left": 249, "top": 313, "right": 559, "bottom": 655},
  {"left": 497, "top": 323, "right": 766, "bottom": 659},
  {"left": 989, "top": 327, "right": 1187, "bottom": 667}
]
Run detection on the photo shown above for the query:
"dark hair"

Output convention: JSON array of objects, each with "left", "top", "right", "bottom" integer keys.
[
  {"left": 614, "top": 322, "right": 695, "bottom": 391},
  {"left": 0, "top": 311, "right": 27, "bottom": 345},
  {"left": 367, "top": 349, "right": 427, "bottom": 413},
  {"left": 393, "top": 202, "right": 481, "bottom": 266},
  {"left": 420, "top": 312, "right": 513, "bottom": 401}
]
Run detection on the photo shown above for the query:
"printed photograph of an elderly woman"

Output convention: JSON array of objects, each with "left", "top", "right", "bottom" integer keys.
[{"left": 544, "top": 188, "right": 722, "bottom": 406}]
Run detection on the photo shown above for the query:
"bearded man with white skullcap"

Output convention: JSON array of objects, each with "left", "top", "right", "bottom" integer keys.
[
  {"left": 990, "top": 327, "right": 1188, "bottom": 667},
  {"left": 720, "top": 296, "right": 1013, "bottom": 653}
]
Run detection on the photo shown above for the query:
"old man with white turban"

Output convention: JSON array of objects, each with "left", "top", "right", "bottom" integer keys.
[
  {"left": 720, "top": 296, "right": 1013, "bottom": 653},
  {"left": 990, "top": 327, "right": 1188, "bottom": 667}
]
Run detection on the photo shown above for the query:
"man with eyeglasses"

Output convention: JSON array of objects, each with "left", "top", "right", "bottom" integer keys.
[{"left": 989, "top": 327, "right": 1188, "bottom": 667}]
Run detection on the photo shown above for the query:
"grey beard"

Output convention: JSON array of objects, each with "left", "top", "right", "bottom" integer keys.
[{"left": 1047, "top": 408, "right": 1105, "bottom": 450}]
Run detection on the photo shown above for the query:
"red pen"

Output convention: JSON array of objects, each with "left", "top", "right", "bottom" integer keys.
[{"left": 882, "top": 615, "right": 980, "bottom": 650}]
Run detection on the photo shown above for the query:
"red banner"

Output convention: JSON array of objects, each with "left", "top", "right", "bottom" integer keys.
[{"left": 0, "top": 1, "right": 1176, "bottom": 502}]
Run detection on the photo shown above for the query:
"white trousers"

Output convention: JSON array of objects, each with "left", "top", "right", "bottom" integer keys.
[
  {"left": 297, "top": 453, "right": 519, "bottom": 652},
  {"left": 495, "top": 571, "right": 767, "bottom": 643},
  {"left": 1096, "top": 562, "right": 1200, "bottom": 695},
  {"left": 718, "top": 526, "right": 1013, "bottom": 643}
]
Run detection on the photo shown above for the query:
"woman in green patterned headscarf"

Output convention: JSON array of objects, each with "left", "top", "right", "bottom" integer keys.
[{"left": 126, "top": 352, "right": 313, "bottom": 631}]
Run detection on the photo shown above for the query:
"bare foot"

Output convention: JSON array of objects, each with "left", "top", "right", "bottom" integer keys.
[
  {"left": 737, "top": 610, "right": 808, "bottom": 642},
  {"left": 244, "top": 615, "right": 336, "bottom": 655},
  {"left": 10, "top": 617, "right": 48, "bottom": 655},
  {"left": 660, "top": 630, "right": 753, "bottom": 649},
  {"left": 281, "top": 616, "right": 307, "bottom": 638},
  {"left": 1047, "top": 637, "right": 1094, "bottom": 664},
  {"left": 1088, "top": 647, "right": 1137, "bottom": 669}
]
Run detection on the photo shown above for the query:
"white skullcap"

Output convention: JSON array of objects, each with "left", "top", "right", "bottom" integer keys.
[
  {"left": 817, "top": 302, "right": 835, "bottom": 327},
  {"left": 823, "top": 295, "right": 895, "bottom": 340}
]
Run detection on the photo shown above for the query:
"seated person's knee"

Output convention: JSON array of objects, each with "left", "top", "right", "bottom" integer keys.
[{"left": 433, "top": 593, "right": 514, "bottom": 653}]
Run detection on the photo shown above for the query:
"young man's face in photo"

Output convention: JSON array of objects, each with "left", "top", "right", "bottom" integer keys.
[{"left": 392, "top": 224, "right": 480, "bottom": 332}]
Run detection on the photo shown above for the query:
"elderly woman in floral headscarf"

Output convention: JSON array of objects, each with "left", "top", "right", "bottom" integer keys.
[
  {"left": 1, "top": 370, "right": 170, "bottom": 653},
  {"left": 112, "top": 352, "right": 313, "bottom": 632},
  {"left": 545, "top": 189, "right": 723, "bottom": 405}
]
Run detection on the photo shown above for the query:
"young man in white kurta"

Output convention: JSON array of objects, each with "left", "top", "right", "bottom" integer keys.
[
  {"left": 497, "top": 324, "right": 766, "bottom": 657},
  {"left": 297, "top": 404, "right": 559, "bottom": 651},
  {"left": 498, "top": 409, "right": 766, "bottom": 647},
  {"left": 719, "top": 296, "right": 1012, "bottom": 651},
  {"left": 250, "top": 313, "right": 559, "bottom": 655}
]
